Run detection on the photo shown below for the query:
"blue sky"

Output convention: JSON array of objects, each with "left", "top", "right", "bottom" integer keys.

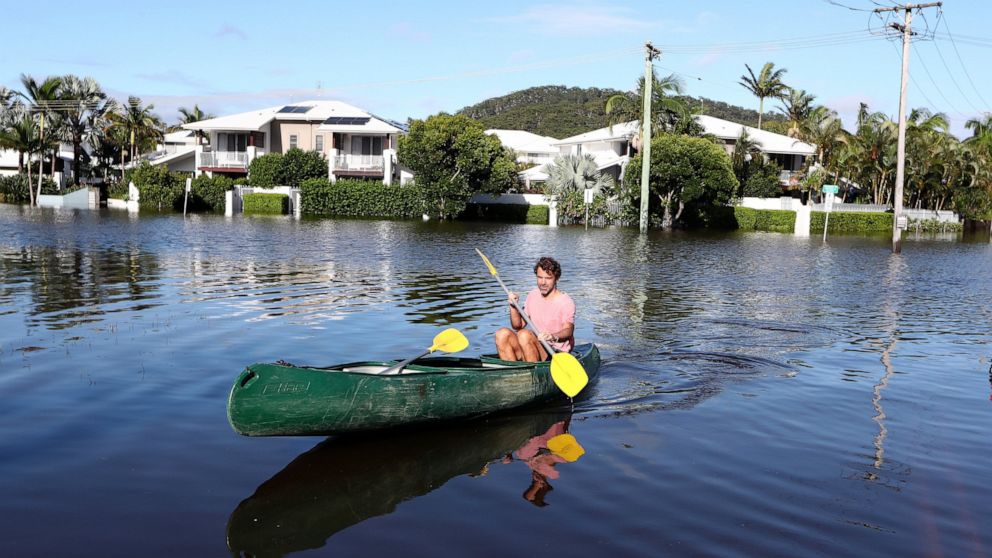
[{"left": 2, "top": 0, "right": 989, "bottom": 138}]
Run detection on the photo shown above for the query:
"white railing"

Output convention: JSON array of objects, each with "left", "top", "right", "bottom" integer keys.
[
  {"left": 334, "top": 154, "right": 384, "bottom": 171},
  {"left": 200, "top": 151, "right": 249, "bottom": 169}
]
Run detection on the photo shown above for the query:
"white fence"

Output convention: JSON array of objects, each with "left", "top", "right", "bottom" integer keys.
[
  {"left": 334, "top": 154, "right": 384, "bottom": 171},
  {"left": 200, "top": 151, "right": 249, "bottom": 169}
]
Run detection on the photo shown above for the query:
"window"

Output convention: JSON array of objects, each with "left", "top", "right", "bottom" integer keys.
[
  {"left": 315, "top": 135, "right": 324, "bottom": 152},
  {"left": 289, "top": 135, "right": 298, "bottom": 150},
  {"left": 218, "top": 133, "right": 247, "bottom": 152},
  {"left": 351, "top": 136, "right": 383, "bottom": 156}
]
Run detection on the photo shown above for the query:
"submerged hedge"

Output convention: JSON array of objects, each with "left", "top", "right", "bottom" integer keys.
[
  {"left": 811, "top": 211, "right": 892, "bottom": 234},
  {"left": 462, "top": 203, "right": 549, "bottom": 224},
  {"left": 734, "top": 207, "right": 796, "bottom": 232},
  {"left": 243, "top": 193, "right": 288, "bottom": 214},
  {"left": 299, "top": 178, "right": 426, "bottom": 218}
]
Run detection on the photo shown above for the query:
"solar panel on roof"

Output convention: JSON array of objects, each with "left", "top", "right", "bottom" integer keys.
[
  {"left": 323, "top": 116, "right": 370, "bottom": 125},
  {"left": 278, "top": 105, "right": 312, "bottom": 114}
]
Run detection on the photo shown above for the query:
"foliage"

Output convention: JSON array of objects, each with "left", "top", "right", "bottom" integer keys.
[
  {"left": 810, "top": 211, "right": 892, "bottom": 234},
  {"left": 398, "top": 113, "right": 518, "bottom": 219},
  {"left": 554, "top": 190, "right": 616, "bottom": 225},
  {"left": 462, "top": 203, "right": 549, "bottom": 225},
  {"left": 457, "top": 86, "right": 621, "bottom": 139},
  {"left": 300, "top": 178, "right": 426, "bottom": 218},
  {"left": 623, "top": 133, "right": 739, "bottom": 229},
  {"left": 906, "top": 218, "right": 963, "bottom": 233},
  {"left": 281, "top": 148, "right": 327, "bottom": 187},
  {"left": 189, "top": 174, "right": 233, "bottom": 212},
  {"left": 125, "top": 161, "right": 187, "bottom": 210},
  {"left": 544, "top": 153, "right": 614, "bottom": 197},
  {"left": 733, "top": 207, "right": 796, "bottom": 232},
  {"left": 739, "top": 62, "right": 789, "bottom": 130},
  {"left": 0, "top": 174, "right": 57, "bottom": 203},
  {"left": 605, "top": 71, "right": 700, "bottom": 137},
  {"left": 742, "top": 161, "right": 783, "bottom": 198},
  {"left": 248, "top": 153, "right": 284, "bottom": 187},
  {"left": 243, "top": 193, "right": 288, "bottom": 214}
]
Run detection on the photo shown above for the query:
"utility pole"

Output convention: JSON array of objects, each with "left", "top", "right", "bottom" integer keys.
[
  {"left": 873, "top": 2, "right": 942, "bottom": 254},
  {"left": 639, "top": 42, "right": 661, "bottom": 234}
]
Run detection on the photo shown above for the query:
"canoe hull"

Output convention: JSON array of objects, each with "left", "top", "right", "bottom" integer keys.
[{"left": 227, "top": 343, "right": 600, "bottom": 436}]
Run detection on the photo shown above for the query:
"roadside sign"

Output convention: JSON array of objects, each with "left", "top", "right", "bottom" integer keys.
[
  {"left": 584, "top": 188, "right": 594, "bottom": 204},
  {"left": 822, "top": 184, "right": 839, "bottom": 194},
  {"left": 824, "top": 192, "right": 835, "bottom": 213}
]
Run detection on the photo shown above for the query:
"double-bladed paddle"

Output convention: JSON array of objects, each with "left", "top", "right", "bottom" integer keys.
[
  {"left": 475, "top": 248, "right": 588, "bottom": 397},
  {"left": 379, "top": 328, "right": 469, "bottom": 375}
]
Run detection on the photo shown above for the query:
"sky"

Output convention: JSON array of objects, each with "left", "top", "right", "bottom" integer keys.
[{"left": 2, "top": 0, "right": 990, "bottom": 139}]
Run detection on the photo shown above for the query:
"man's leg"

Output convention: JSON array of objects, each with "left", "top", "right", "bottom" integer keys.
[
  {"left": 495, "top": 327, "right": 523, "bottom": 361},
  {"left": 516, "top": 329, "right": 548, "bottom": 362}
]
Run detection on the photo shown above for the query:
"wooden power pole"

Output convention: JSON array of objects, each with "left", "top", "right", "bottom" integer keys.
[
  {"left": 639, "top": 42, "right": 661, "bottom": 234},
  {"left": 873, "top": 2, "right": 942, "bottom": 253}
]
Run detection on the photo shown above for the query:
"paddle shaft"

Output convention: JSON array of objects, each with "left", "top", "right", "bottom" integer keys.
[
  {"left": 490, "top": 272, "right": 558, "bottom": 357},
  {"left": 380, "top": 349, "right": 430, "bottom": 375}
]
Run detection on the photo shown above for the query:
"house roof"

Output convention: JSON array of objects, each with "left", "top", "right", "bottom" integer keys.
[
  {"left": 184, "top": 100, "right": 402, "bottom": 134},
  {"left": 163, "top": 130, "right": 196, "bottom": 144},
  {"left": 144, "top": 146, "right": 196, "bottom": 167},
  {"left": 695, "top": 114, "right": 816, "bottom": 155},
  {"left": 554, "top": 121, "right": 640, "bottom": 146},
  {"left": 486, "top": 129, "right": 560, "bottom": 154}
]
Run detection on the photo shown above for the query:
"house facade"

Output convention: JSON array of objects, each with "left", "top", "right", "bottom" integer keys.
[
  {"left": 694, "top": 115, "right": 816, "bottom": 186},
  {"left": 183, "top": 100, "right": 405, "bottom": 184}
]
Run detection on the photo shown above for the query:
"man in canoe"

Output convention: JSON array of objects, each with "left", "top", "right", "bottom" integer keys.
[{"left": 495, "top": 256, "right": 575, "bottom": 362}]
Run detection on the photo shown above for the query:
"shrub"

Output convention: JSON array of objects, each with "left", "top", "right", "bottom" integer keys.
[
  {"left": 281, "top": 148, "right": 327, "bottom": 187},
  {"left": 189, "top": 174, "right": 234, "bottom": 212},
  {"left": 248, "top": 153, "right": 284, "bottom": 187},
  {"left": 811, "top": 211, "right": 892, "bottom": 233},
  {"left": 554, "top": 190, "right": 616, "bottom": 225},
  {"left": 126, "top": 161, "right": 189, "bottom": 210},
  {"left": 734, "top": 207, "right": 796, "bottom": 232},
  {"left": 0, "top": 174, "right": 58, "bottom": 203},
  {"left": 300, "top": 178, "right": 425, "bottom": 218},
  {"left": 742, "top": 165, "right": 783, "bottom": 198},
  {"left": 243, "top": 193, "right": 288, "bottom": 214},
  {"left": 463, "top": 203, "right": 549, "bottom": 224}
]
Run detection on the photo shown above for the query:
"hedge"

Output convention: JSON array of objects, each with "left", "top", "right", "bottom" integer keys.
[
  {"left": 243, "top": 193, "right": 288, "bottom": 214},
  {"left": 734, "top": 207, "right": 796, "bottom": 232},
  {"left": 463, "top": 203, "right": 549, "bottom": 224},
  {"left": 811, "top": 211, "right": 892, "bottom": 234},
  {"left": 0, "top": 174, "right": 58, "bottom": 203},
  {"left": 300, "top": 178, "right": 425, "bottom": 218},
  {"left": 189, "top": 174, "right": 234, "bottom": 212}
]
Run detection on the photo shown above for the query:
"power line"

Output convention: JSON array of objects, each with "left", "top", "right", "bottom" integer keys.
[
  {"left": 822, "top": 0, "right": 874, "bottom": 12},
  {"left": 927, "top": 27, "right": 984, "bottom": 113},
  {"left": 938, "top": 12, "right": 992, "bottom": 110},
  {"left": 911, "top": 42, "right": 968, "bottom": 117}
]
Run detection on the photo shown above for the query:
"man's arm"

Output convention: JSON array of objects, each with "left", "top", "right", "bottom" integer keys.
[{"left": 508, "top": 292, "right": 525, "bottom": 330}]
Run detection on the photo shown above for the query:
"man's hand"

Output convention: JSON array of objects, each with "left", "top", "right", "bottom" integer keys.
[
  {"left": 538, "top": 331, "right": 556, "bottom": 343},
  {"left": 508, "top": 292, "right": 519, "bottom": 306}
]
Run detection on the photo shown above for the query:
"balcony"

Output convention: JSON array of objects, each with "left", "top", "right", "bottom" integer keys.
[
  {"left": 334, "top": 154, "right": 384, "bottom": 172},
  {"left": 199, "top": 151, "right": 249, "bottom": 170}
]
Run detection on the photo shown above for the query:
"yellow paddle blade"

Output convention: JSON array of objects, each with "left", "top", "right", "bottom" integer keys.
[
  {"left": 429, "top": 328, "right": 469, "bottom": 354},
  {"left": 547, "top": 433, "right": 585, "bottom": 462},
  {"left": 475, "top": 248, "right": 498, "bottom": 276},
  {"left": 550, "top": 352, "right": 588, "bottom": 398}
]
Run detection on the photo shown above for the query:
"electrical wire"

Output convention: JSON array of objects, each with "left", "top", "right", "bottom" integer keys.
[
  {"left": 911, "top": 42, "right": 969, "bottom": 118},
  {"left": 937, "top": 12, "right": 992, "bottom": 110}
]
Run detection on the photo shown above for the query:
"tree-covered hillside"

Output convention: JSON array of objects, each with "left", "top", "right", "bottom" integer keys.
[{"left": 457, "top": 85, "right": 785, "bottom": 139}]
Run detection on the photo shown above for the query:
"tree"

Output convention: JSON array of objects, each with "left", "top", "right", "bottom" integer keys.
[
  {"left": 17, "top": 74, "right": 62, "bottom": 203},
  {"left": 964, "top": 112, "right": 992, "bottom": 155},
  {"left": 624, "top": 133, "right": 738, "bottom": 229},
  {"left": 605, "top": 72, "right": 698, "bottom": 141},
  {"left": 544, "top": 153, "right": 614, "bottom": 197},
  {"left": 0, "top": 116, "right": 41, "bottom": 203},
  {"left": 281, "top": 148, "right": 326, "bottom": 187},
  {"left": 398, "top": 113, "right": 519, "bottom": 219},
  {"left": 739, "top": 62, "right": 789, "bottom": 130},
  {"left": 731, "top": 130, "right": 763, "bottom": 195},
  {"left": 59, "top": 75, "right": 114, "bottom": 184},
  {"left": 776, "top": 89, "right": 816, "bottom": 139},
  {"left": 110, "top": 96, "right": 165, "bottom": 165},
  {"left": 174, "top": 104, "right": 215, "bottom": 144}
]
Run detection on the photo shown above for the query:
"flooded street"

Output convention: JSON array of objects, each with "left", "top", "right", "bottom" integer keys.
[{"left": 1, "top": 204, "right": 990, "bottom": 557}]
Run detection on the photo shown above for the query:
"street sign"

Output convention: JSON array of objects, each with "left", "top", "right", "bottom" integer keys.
[
  {"left": 824, "top": 192, "right": 835, "bottom": 213},
  {"left": 584, "top": 188, "right": 594, "bottom": 204},
  {"left": 822, "top": 184, "right": 839, "bottom": 194}
]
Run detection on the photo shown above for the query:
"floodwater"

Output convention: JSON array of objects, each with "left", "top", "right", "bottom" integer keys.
[{"left": 0, "top": 203, "right": 990, "bottom": 557}]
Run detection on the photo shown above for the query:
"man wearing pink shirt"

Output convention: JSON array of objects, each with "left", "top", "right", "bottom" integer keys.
[{"left": 494, "top": 256, "right": 575, "bottom": 362}]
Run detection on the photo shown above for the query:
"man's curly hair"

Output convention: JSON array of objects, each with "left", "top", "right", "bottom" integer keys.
[{"left": 534, "top": 256, "right": 561, "bottom": 280}]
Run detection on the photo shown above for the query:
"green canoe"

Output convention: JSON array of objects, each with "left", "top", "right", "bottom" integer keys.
[{"left": 226, "top": 343, "right": 600, "bottom": 436}]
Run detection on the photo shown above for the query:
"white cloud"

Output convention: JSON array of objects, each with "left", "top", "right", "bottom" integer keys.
[{"left": 494, "top": 2, "right": 660, "bottom": 35}]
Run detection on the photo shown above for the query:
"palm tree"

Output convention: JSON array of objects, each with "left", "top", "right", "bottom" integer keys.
[
  {"left": 776, "top": 89, "right": 816, "bottom": 139},
  {"left": 964, "top": 113, "right": 992, "bottom": 155},
  {"left": 17, "top": 74, "right": 62, "bottom": 203},
  {"left": 173, "top": 104, "right": 214, "bottom": 144},
  {"left": 731, "top": 130, "right": 763, "bottom": 194},
  {"left": 544, "top": 153, "right": 615, "bottom": 197},
  {"left": 605, "top": 72, "right": 695, "bottom": 144},
  {"left": 0, "top": 116, "right": 41, "bottom": 203},
  {"left": 109, "top": 96, "right": 165, "bottom": 165},
  {"left": 59, "top": 75, "right": 114, "bottom": 185},
  {"left": 739, "top": 62, "right": 789, "bottom": 130}
]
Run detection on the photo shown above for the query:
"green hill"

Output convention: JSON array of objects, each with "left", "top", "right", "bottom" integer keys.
[{"left": 457, "top": 85, "right": 785, "bottom": 139}]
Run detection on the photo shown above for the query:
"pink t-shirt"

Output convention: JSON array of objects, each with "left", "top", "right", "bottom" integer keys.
[{"left": 524, "top": 288, "right": 575, "bottom": 352}]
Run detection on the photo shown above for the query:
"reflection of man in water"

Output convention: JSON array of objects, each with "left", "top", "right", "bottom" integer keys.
[{"left": 513, "top": 421, "right": 569, "bottom": 507}]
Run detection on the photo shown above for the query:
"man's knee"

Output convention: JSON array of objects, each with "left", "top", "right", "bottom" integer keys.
[
  {"left": 495, "top": 328, "right": 515, "bottom": 344},
  {"left": 517, "top": 329, "right": 537, "bottom": 343}
]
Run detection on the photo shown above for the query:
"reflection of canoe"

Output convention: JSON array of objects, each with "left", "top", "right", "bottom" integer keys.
[
  {"left": 226, "top": 410, "right": 569, "bottom": 557},
  {"left": 227, "top": 343, "right": 600, "bottom": 436}
]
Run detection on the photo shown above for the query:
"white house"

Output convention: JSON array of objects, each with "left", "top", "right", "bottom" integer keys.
[
  {"left": 182, "top": 100, "right": 406, "bottom": 185},
  {"left": 1, "top": 145, "right": 74, "bottom": 188},
  {"left": 485, "top": 129, "right": 560, "bottom": 166},
  {"left": 694, "top": 114, "right": 816, "bottom": 186},
  {"left": 133, "top": 130, "right": 199, "bottom": 173}
]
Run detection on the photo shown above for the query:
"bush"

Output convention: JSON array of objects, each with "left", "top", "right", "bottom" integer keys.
[
  {"left": 189, "top": 174, "right": 234, "bottom": 212},
  {"left": 553, "top": 190, "right": 616, "bottom": 225},
  {"left": 463, "top": 203, "right": 549, "bottom": 224},
  {"left": 811, "top": 211, "right": 892, "bottom": 233},
  {"left": 281, "top": 148, "right": 327, "bottom": 187},
  {"left": 734, "top": 207, "right": 796, "bottom": 232},
  {"left": 126, "top": 162, "right": 189, "bottom": 210},
  {"left": 248, "top": 153, "right": 284, "bottom": 187},
  {"left": 907, "top": 218, "right": 962, "bottom": 233},
  {"left": 300, "top": 178, "right": 425, "bottom": 218},
  {"left": 743, "top": 165, "right": 783, "bottom": 198},
  {"left": 0, "top": 174, "right": 58, "bottom": 203},
  {"left": 243, "top": 193, "right": 288, "bottom": 214}
]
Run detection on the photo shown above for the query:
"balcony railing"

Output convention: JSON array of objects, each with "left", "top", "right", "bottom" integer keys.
[
  {"left": 199, "top": 151, "right": 249, "bottom": 169},
  {"left": 334, "top": 154, "right": 384, "bottom": 172}
]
